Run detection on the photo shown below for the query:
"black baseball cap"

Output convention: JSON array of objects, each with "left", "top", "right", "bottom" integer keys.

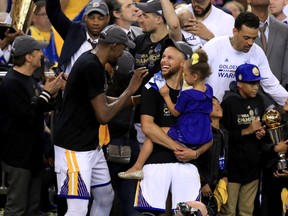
[
  {"left": 99, "top": 25, "right": 135, "bottom": 49},
  {"left": 84, "top": 0, "right": 109, "bottom": 16},
  {"left": 163, "top": 38, "right": 193, "bottom": 59},
  {"left": 136, "top": 0, "right": 163, "bottom": 17}
]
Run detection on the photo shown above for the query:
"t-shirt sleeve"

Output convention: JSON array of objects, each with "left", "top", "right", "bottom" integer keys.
[{"left": 140, "top": 86, "right": 159, "bottom": 117}]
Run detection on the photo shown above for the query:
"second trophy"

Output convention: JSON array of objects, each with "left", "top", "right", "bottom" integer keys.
[{"left": 262, "top": 109, "right": 287, "bottom": 172}]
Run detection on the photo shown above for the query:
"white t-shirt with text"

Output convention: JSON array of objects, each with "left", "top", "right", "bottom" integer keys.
[{"left": 203, "top": 36, "right": 288, "bottom": 105}]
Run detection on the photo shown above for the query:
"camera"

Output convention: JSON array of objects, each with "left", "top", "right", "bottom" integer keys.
[{"left": 174, "top": 202, "right": 202, "bottom": 216}]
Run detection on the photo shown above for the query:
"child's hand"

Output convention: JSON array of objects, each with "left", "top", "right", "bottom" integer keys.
[
  {"left": 256, "top": 127, "right": 266, "bottom": 139},
  {"left": 160, "top": 84, "right": 169, "bottom": 98},
  {"left": 246, "top": 120, "right": 264, "bottom": 135},
  {"left": 284, "top": 99, "right": 288, "bottom": 112}
]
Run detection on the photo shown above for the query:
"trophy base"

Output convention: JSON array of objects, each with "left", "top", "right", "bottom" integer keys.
[{"left": 276, "top": 153, "right": 288, "bottom": 172}]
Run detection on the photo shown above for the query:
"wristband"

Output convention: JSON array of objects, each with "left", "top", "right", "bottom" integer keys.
[{"left": 39, "top": 90, "right": 51, "bottom": 103}]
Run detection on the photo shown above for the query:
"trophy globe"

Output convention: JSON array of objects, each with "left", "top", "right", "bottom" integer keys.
[{"left": 263, "top": 109, "right": 287, "bottom": 171}]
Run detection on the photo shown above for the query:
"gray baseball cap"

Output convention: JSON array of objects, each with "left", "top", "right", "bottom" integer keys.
[
  {"left": 136, "top": 0, "right": 163, "bottom": 17},
  {"left": 84, "top": 0, "right": 109, "bottom": 16},
  {"left": 11, "top": 35, "right": 48, "bottom": 57},
  {"left": 99, "top": 25, "right": 135, "bottom": 49},
  {"left": 163, "top": 38, "right": 193, "bottom": 59}
]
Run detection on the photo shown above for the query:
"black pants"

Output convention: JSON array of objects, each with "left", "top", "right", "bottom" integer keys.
[{"left": 1, "top": 161, "right": 42, "bottom": 216}]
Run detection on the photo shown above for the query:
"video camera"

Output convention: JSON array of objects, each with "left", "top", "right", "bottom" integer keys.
[{"left": 174, "top": 202, "right": 203, "bottom": 216}]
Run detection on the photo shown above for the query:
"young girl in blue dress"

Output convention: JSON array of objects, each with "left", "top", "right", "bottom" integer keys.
[{"left": 119, "top": 49, "right": 213, "bottom": 179}]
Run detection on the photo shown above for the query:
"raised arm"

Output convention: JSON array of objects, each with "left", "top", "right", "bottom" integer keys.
[
  {"left": 46, "top": 0, "right": 72, "bottom": 40},
  {"left": 160, "top": 0, "right": 182, "bottom": 41}
]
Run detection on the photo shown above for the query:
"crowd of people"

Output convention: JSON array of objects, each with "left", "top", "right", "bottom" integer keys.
[{"left": 0, "top": 0, "right": 288, "bottom": 216}]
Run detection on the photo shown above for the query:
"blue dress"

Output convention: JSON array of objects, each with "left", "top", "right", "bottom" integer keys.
[{"left": 167, "top": 84, "right": 213, "bottom": 147}]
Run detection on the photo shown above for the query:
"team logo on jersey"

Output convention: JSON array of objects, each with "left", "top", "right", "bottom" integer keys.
[
  {"left": 154, "top": 43, "right": 162, "bottom": 53},
  {"left": 163, "top": 103, "right": 172, "bottom": 117},
  {"left": 237, "top": 113, "right": 251, "bottom": 125},
  {"left": 237, "top": 107, "right": 260, "bottom": 125},
  {"left": 135, "top": 45, "right": 161, "bottom": 69}
]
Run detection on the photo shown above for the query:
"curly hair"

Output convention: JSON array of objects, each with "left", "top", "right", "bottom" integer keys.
[{"left": 186, "top": 49, "right": 211, "bottom": 81}]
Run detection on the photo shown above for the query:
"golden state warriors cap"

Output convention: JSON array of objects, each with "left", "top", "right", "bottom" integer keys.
[
  {"left": 84, "top": 0, "right": 109, "bottom": 16},
  {"left": 235, "top": 63, "right": 268, "bottom": 82}
]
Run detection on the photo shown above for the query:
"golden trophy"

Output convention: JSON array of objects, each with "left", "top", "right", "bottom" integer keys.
[
  {"left": 0, "top": 0, "right": 36, "bottom": 39},
  {"left": 263, "top": 109, "right": 287, "bottom": 172}
]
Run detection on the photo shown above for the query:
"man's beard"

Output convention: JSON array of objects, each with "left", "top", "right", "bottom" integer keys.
[
  {"left": 193, "top": 2, "right": 212, "bottom": 18},
  {"left": 162, "top": 69, "right": 176, "bottom": 79}
]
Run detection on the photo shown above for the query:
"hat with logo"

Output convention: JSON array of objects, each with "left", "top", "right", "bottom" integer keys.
[
  {"left": 99, "top": 25, "right": 135, "bottom": 49},
  {"left": 235, "top": 63, "right": 267, "bottom": 82},
  {"left": 84, "top": 0, "right": 109, "bottom": 16},
  {"left": 162, "top": 37, "right": 193, "bottom": 59},
  {"left": 136, "top": 0, "right": 163, "bottom": 17},
  {"left": 11, "top": 35, "right": 48, "bottom": 57}
]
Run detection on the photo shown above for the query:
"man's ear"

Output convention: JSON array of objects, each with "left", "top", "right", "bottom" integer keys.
[
  {"left": 181, "top": 60, "right": 185, "bottom": 69},
  {"left": 156, "top": 15, "right": 163, "bottom": 24},
  {"left": 232, "top": 27, "right": 239, "bottom": 38},
  {"left": 113, "top": 10, "right": 120, "bottom": 19},
  {"left": 84, "top": 15, "right": 88, "bottom": 22},
  {"left": 25, "top": 53, "right": 33, "bottom": 63},
  {"left": 111, "top": 43, "right": 118, "bottom": 50}
]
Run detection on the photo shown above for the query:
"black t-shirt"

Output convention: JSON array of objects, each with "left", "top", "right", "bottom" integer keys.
[
  {"left": 131, "top": 33, "right": 169, "bottom": 90},
  {"left": 0, "top": 69, "right": 49, "bottom": 172},
  {"left": 130, "top": 33, "right": 169, "bottom": 122},
  {"left": 54, "top": 51, "right": 105, "bottom": 151},
  {"left": 221, "top": 92, "right": 265, "bottom": 184},
  {"left": 140, "top": 83, "right": 180, "bottom": 164}
]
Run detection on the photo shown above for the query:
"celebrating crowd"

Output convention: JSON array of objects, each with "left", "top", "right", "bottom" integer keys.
[{"left": 0, "top": 0, "right": 288, "bottom": 216}]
